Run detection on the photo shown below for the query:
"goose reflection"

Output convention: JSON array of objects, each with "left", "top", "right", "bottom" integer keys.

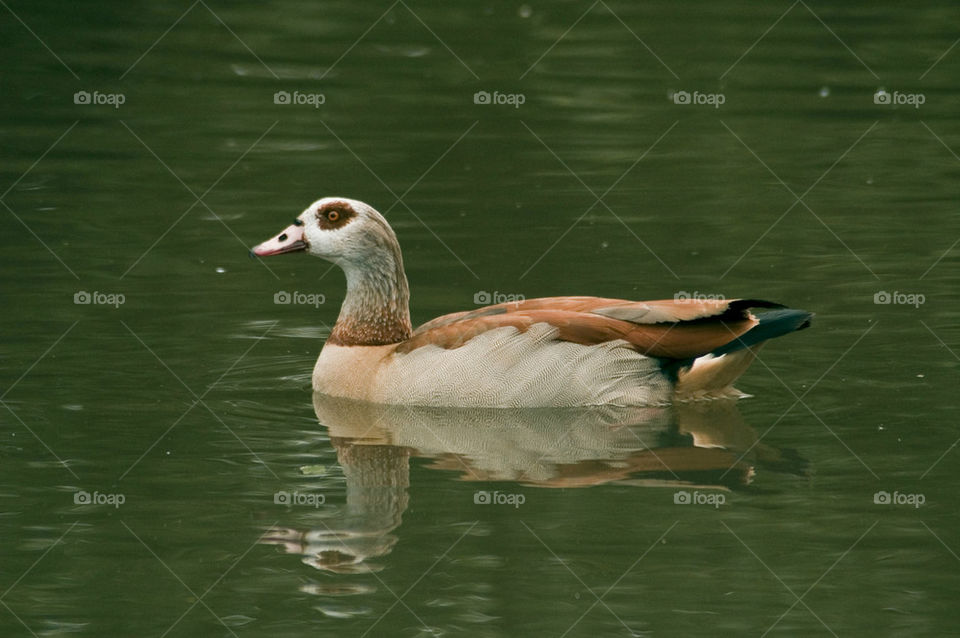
[{"left": 261, "top": 394, "right": 805, "bottom": 575}]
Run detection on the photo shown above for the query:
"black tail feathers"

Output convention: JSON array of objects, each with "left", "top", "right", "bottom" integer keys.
[{"left": 710, "top": 308, "right": 813, "bottom": 356}]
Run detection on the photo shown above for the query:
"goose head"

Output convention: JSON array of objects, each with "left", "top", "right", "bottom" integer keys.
[
  {"left": 252, "top": 197, "right": 398, "bottom": 267},
  {"left": 252, "top": 197, "right": 413, "bottom": 345}
]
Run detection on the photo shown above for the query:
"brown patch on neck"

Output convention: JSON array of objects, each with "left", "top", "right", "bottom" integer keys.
[
  {"left": 323, "top": 200, "right": 413, "bottom": 346},
  {"left": 327, "top": 310, "right": 413, "bottom": 346}
]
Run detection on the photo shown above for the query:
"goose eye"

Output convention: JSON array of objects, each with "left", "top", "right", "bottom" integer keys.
[{"left": 327, "top": 210, "right": 340, "bottom": 222}]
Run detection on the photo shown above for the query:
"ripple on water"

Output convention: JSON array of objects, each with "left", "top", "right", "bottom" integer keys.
[
  {"left": 300, "top": 582, "right": 377, "bottom": 597},
  {"left": 230, "top": 63, "right": 327, "bottom": 79},
  {"left": 314, "top": 604, "right": 374, "bottom": 619}
]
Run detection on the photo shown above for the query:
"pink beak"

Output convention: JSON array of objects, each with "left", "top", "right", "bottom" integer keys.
[{"left": 251, "top": 222, "right": 307, "bottom": 257}]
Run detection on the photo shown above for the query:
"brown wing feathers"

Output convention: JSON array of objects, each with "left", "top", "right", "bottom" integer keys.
[
  {"left": 402, "top": 297, "right": 777, "bottom": 360},
  {"left": 415, "top": 297, "right": 781, "bottom": 333}
]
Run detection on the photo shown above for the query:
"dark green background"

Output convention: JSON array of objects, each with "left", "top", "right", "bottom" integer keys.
[{"left": 1, "top": 1, "right": 958, "bottom": 636}]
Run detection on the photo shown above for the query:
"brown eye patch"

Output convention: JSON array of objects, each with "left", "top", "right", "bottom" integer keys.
[{"left": 316, "top": 201, "right": 356, "bottom": 230}]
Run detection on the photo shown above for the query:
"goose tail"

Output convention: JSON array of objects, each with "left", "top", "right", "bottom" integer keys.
[{"left": 674, "top": 308, "right": 813, "bottom": 399}]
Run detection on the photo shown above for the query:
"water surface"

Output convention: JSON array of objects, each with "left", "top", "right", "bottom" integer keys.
[{"left": 1, "top": 1, "right": 958, "bottom": 636}]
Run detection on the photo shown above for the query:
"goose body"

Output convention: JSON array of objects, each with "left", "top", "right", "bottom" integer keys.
[{"left": 253, "top": 198, "right": 812, "bottom": 407}]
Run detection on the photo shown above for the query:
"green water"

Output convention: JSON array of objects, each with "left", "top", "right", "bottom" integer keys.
[{"left": 2, "top": 1, "right": 959, "bottom": 636}]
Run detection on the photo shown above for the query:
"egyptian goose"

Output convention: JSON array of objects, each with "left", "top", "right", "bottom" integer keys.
[{"left": 252, "top": 198, "right": 812, "bottom": 407}]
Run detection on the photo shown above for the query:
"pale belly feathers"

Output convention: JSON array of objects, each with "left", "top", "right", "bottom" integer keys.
[{"left": 312, "top": 323, "right": 675, "bottom": 407}]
